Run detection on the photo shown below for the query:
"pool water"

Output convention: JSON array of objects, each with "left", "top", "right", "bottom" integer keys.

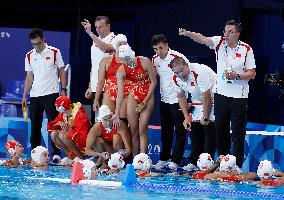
[{"left": 0, "top": 166, "right": 284, "bottom": 200}]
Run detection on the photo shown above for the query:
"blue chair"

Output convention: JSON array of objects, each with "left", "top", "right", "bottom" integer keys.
[
  {"left": 0, "top": 104, "right": 17, "bottom": 117},
  {"left": 1, "top": 80, "right": 29, "bottom": 102}
]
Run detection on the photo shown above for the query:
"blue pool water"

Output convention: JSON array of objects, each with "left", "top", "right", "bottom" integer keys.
[{"left": 1, "top": 166, "right": 284, "bottom": 200}]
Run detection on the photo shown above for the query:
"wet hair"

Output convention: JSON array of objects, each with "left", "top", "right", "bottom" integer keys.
[
  {"left": 29, "top": 28, "right": 44, "bottom": 39},
  {"left": 225, "top": 20, "right": 242, "bottom": 33},
  {"left": 151, "top": 34, "right": 168, "bottom": 46},
  {"left": 169, "top": 57, "right": 187, "bottom": 69},
  {"left": 95, "top": 16, "right": 111, "bottom": 25}
]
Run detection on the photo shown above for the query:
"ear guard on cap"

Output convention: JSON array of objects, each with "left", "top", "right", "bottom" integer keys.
[
  {"left": 55, "top": 96, "right": 71, "bottom": 113},
  {"left": 197, "top": 153, "right": 214, "bottom": 171},
  {"left": 97, "top": 105, "right": 113, "bottom": 122},
  {"left": 257, "top": 160, "right": 275, "bottom": 179},
  {"left": 108, "top": 153, "right": 125, "bottom": 170},
  {"left": 31, "top": 146, "right": 48, "bottom": 164},
  {"left": 5, "top": 140, "right": 21, "bottom": 156},
  {"left": 219, "top": 154, "right": 237, "bottom": 173},
  {"left": 133, "top": 153, "right": 152, "bottom": 171},
  {"left": 71, "top": 160, "right": 96, "bottom": 183},
  {"left": 118, "top": 44, "right": 135, "bottom": 59}
]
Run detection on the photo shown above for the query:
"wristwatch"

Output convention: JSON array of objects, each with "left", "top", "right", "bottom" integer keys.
[
  {"left": 236, "top": 73, "right": 241, "bottom": 80},
  {"left": 203, "top": 117, "right": 209, "bottom": 122},
  {"left": 62, "top": 88, "right": 67, "bottom": 92}
]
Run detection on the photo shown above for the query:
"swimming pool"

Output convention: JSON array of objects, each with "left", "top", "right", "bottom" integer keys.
[{"left": 1, "top": 166, "right": 284, "bottom": 200}]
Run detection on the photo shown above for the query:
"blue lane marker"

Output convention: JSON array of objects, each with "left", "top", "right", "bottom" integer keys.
[{"left": 128, "top": 182, "right": 284, "bottom": 199}]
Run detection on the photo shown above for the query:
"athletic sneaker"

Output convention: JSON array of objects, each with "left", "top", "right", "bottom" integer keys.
[
  {"left": 168, "top": 162, "right": 179, "bottom": 170},
  {"left": 52, "top": 155, "right": 61, "bottom": 164},
  {"left": 72, "top": 157, "right": 83, "bottom": 163},
  {"left": 154, "top": 160, "right": 170, "bottom": 169},
  {"left": 182, "top": 163, "right": 198, "bottom": 171},
  {"left": 58, "top": 157, "right": 72, "bottom": 166}
]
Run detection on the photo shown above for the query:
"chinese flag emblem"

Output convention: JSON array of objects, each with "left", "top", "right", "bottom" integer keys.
[{"left": 236, "top": 53, "right": 241, "bottom": 58}]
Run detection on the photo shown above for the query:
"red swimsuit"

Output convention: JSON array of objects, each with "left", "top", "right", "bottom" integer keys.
[
  {"left": 192, "top": 172, "right": 207, "bottom": 180},
  {"left": 261, "top": 179, "right": 280, "bottom": 186},
  {"left": 221, "top": 175, "right": 240, "bottom": 182},
  {"left": 124, "top": 57, "right": 151, "bottom": 104},
  {"left": 104, "top": 55, "right": 125, "bottom": 102},
  {"left": 99, "top": 122, "right": 118, "bottom": 143}
]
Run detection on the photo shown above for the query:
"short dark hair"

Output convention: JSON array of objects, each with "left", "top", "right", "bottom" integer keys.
[
  {"left": 151, "top": 34, "right": 168, "bottom": 46},
  {"left": 225, "top": 20, "right": 242, "bottom": 33},
  {"left": 95, "top": 16, "right": 111, "bottom": 25},
  {"left": 169, "top": 57, "right": 187, "bottom": 69},
  {"left": 29, "top": 28, "right": 44, "bottom": 39}
]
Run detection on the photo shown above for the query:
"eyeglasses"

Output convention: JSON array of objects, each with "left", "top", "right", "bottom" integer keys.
[
  {"left": 223, "top": 30, "right": 236, "bottom": 34},
  {"left": 31, "top": 41, "right": 43, "bottom": 46}
]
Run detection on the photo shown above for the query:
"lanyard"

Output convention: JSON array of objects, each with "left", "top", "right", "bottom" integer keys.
[
  {"left": 223, "top": 40, "right": 240, "bottom": 83},
  {"left": 224, "top": 40, "right": 240, "bottom": 71}
]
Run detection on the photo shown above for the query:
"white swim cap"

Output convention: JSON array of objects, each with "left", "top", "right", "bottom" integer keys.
[
  {"left": 116, "top": 34, "right": 127, "bottom": 43},
  {"left": 5, "top": 140, "right": 21, "bottom": 157},
  {"left": 257, "top": 160, "right": 275, "bottom": 179},
  {"left": 97, "top": 105, "right": 113, "bottom": 122},
  {"left": 133, "top": 153, "right": 152, "bottom": 170},
  {"left": 197, "top": 153, "right": 214, "bottom": 171},
  {"left": 108, "top": 152, "right": 125, "bottom": 170},
  {"left": 118, "top": 44, "right": 135, "bottom": 59},
  {"left": 31, "top": 146, "right": 48, "bottom": 164},
  {"left": 79, "top": 159, "right": 96, "bottom": 179},
  {"left": 219, "top": 154, "right": 237, "bottom": 173},
  {"left": 71, "top": 159, "right": 96, "bottom": 183}
]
